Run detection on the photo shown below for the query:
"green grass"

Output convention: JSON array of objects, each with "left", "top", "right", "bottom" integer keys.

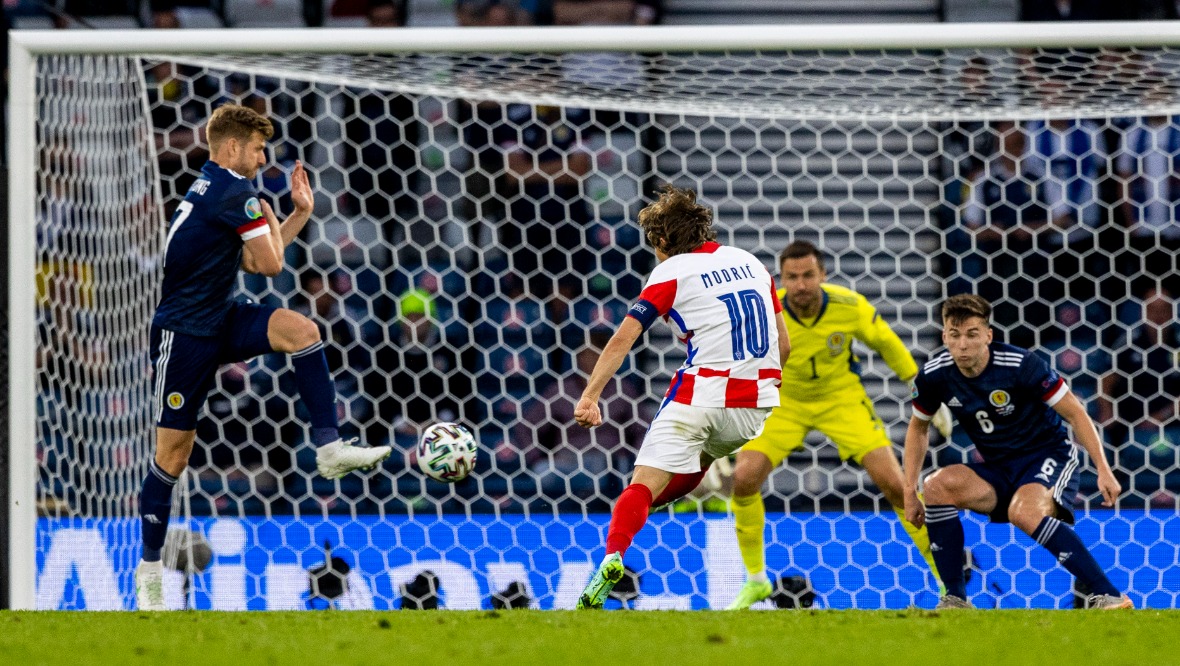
[{"left": 2, "top": 609, "right": 1178, "bottom": 665}]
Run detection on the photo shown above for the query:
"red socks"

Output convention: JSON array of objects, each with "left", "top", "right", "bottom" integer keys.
[
  {"left": 605, "top": 484, "right": 653, "bottom": 556},
  {"left": 652, "top": 471, "right": 707, "bottom": 507}
]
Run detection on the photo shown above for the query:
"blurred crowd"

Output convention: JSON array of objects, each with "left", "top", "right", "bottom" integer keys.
[{"left": 24, "top": 0, "right": 1180, "bottom": 516}]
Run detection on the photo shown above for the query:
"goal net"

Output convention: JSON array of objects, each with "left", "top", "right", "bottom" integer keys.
[{"left": 15, "top": 24, "right": 1180, "bottom": 610}]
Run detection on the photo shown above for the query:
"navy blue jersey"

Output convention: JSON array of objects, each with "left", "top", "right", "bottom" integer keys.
[
  {"left": 152, "top": 161, "right": 270, "bottom": 336},
  {"left": 911, "top": 343, "right": 1070, "bottom": 462}
]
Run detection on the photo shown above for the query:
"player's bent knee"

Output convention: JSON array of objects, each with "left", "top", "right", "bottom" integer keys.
[
  {"left": 272, "top": 310, "right": 321, "bottom": 352},
  {"left": 922, "top": 467, "right": 958, "bottom": 505}
]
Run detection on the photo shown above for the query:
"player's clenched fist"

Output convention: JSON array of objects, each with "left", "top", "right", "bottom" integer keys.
[
  {"left": 574, "top": 396, "right": 602, "bottom": 428},
  {"left": 1097, "top": 469, "right": 1121, "bottom": 507},
  {"left": 903, "top": 488, "right": 925, "bottom": 528}
]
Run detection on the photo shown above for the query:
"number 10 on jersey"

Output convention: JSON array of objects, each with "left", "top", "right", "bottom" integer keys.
[{"left": 718, "top": 289, "right": 770, "bottom": 360}]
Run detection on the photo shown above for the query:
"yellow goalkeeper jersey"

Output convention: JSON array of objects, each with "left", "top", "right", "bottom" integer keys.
[{"left": 778, "top": 283, "right": 918, "bottom": 400}]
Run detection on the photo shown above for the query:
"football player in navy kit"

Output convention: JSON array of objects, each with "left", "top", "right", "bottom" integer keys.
[
  {"left": 902, "top": 294, "right": 1131, "bottom": 610},
  {"left": 135, "top": 105, "right": 391, "bottom": 610}
]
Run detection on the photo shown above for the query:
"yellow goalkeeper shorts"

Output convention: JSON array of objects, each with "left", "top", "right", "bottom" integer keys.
[{"left": 740, "top": 387, "right": 892, "bottom": 467}]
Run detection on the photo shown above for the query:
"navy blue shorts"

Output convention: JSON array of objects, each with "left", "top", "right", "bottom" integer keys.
[
  {"left": 967, "top": 445, "right": 1081, "bottom": 525},
  {"left": 150, "top": 301, "right": 276, "bottom": 430}
]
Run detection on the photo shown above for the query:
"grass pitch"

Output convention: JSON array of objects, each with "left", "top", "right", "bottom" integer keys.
[{"left": 2, "top": 609, "right": 1177, "bottom": 666}]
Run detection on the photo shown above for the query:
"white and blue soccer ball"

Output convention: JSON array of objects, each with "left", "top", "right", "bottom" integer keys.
[{"left": 416, "top": 422, "right": 477, "bottom": 483}]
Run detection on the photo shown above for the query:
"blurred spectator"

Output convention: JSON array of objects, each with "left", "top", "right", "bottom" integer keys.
[
  {"left": 513, "top": 330, "right": 651, "bottom": 506},
  {"left": 457, "top": 0, "right": 528, "bottom": 26},
  {"left": 955, "top": 120, "right": 1047, "bottom": 303},
  {"left": 1019, "top": 0, "right": 1120, "bottom": 20},
  {"left": 372, "top": 287, "right": 471, "bottom": 445},
  {"left": 1021, "top": 0, "right": 1175, "bottom": 20},
  {"left": 494, "top": 101, "right": 593, "bottom": 296},
  {"left": 1024, "top": 117, "right": 1105, "bottom": 249},
  {"left": 552, "top": 0, "right": 661, "bottom": 24},
  {"left": 364, "top": 0, "right": 403, "bottom": 26},
  {"left": 338, "top": 1, "right": 419, "bottom": 262},
  {"left": 1116, "top": 113, "right": 1180, "bottom": 277},
  {"left": 1095, "top": 288, "right": 1180, "bottom": 448}
]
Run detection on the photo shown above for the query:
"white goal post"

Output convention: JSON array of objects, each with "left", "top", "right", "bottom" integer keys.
[{"left": 12, "top": 21, "right": 1180, "bottom": 611}]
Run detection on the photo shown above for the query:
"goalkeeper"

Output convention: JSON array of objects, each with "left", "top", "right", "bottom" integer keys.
[{"left": 727, "top": 240, "right": 951, "bottom": 609}]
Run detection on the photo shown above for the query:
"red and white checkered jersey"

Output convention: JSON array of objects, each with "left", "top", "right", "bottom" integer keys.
[{"left": 627, "top": 241, "right": 783, "bottom": 409}]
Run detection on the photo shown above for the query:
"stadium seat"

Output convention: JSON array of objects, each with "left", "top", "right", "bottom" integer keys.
[
  {"left": 10, "top": 15, "right": 55, "bottom": 29},
  {"left": 406, "top": 0, "right": 458, "bottom": 26},
  {"left": 175, "top": 6, "right": 226, "bottom": 28},
  {"left": 53, "top": 15, "right": 143, "bottom": 29},
  {"left": 223, "top": 0, "right": 306, "bottom": 28}
]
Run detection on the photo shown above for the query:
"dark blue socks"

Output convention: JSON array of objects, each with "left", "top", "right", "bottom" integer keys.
[
  {"left": 1032, "top": 516, "right": 1120, "bottom": 597},
  {"left": 291, "top": 341, "right": 340, "bottom": 446},
  {"left": 140, "top": 461, "right": 177, "bottom": 563},
  {"left": 925, "top": 505, "right": 967, "bottom": 599}
]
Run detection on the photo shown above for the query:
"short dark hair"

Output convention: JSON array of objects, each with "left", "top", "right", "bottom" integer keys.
[
  {"left": 206, "top": 104, "right": 274, "bottom": 151},
  {"left": 778, "top": 240, "right": 825, "bottom": 268},
  {"left": 637, "top": 184, "right": 717, "bottom": 257},
  {"left": 941, "top": 294, "right": 991, "bottom": 327}
]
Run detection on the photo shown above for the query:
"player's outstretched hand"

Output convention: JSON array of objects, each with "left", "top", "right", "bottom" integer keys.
[
  {"left": 290, "top": 160, "right": 314, "bottom": 214},
  {"left": 574, "top": 396, "right": 602, "bottom": 428},
  {"left": 903, "top": 488, "right": 925, "bottom": 528},
  {"left": 1097, "top": 469, "right": 1122, "bottom": 507}
]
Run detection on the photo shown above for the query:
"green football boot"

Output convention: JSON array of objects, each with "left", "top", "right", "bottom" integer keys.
[
  {"left": 725, "top": 579, "right": 773, "bottom": 610},
  {"left": 576, "top": 553, "right": 625, "bottom": 609}
]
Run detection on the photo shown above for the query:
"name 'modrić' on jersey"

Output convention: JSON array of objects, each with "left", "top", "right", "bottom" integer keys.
[
  {"left": 152, "top": 161, "right": 271, "bottom": 337},
  {"left": 627, "top": 241, "right": 783, "bottom": 409}
]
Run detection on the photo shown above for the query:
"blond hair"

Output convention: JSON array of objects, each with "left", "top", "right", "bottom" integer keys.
[{"left": 206, "top": 104, "right": 273, "bottom": 151}]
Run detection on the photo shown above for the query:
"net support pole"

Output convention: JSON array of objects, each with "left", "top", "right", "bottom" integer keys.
[{"left": 8, "top": 35, "right": 39, "bottom": 611}]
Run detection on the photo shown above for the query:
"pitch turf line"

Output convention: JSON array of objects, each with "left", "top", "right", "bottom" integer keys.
[{"left": 0, "top": 610, "right": 1176, "bottom": 666}]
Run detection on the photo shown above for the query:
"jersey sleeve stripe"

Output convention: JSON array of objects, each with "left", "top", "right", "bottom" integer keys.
[
  {"left": 911, "top": 402, "right": 934, "bottom": 420},
  {"left": 237, "top": 219, "right": 270, "bottom": 240},
  {"left": 1042, "top": 377, "right": 1068, "bottom": 407},
  {"left": 769, "top": 278, "right": 783, "bottom": 313}
]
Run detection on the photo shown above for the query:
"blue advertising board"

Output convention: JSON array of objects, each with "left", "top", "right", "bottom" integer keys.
[{"left": 35, "top": 511, "right": 1180, "bottom": 610}]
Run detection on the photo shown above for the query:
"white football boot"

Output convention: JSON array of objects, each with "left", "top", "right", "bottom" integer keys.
[
  {"left": 135, "top": 560, "right": 167, "bottom": 611},
  {"left": 316, "top": 438, "right": 392, "bottom": 480}
]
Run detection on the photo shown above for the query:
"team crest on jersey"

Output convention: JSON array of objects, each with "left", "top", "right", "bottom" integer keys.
[
  {"left": 826, "top": 332, "right": 846, "bottom": 356},
  {"left": 989, "top": 390, "right": 1014, "bottom": 416},
  {"left": 167, "top": 392, "right": 185, "bottom": 410},
  {"left": 244, "top": 197, "right": 264, "bottom": 220}
]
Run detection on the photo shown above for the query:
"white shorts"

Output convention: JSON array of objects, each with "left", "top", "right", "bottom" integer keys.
[{"left": 634, "top": 402, "right": 773, "bottom": 474}]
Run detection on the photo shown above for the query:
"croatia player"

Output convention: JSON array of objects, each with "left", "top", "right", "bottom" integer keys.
[
  {"left": 135, "top": 105, "right": 391, "bottom": 610},
  {"left": 573, "top": 185, "right": 790, "bottom": 609},
  {"left": 903, "top": 294, "right": 1131, "bottom": 609}
]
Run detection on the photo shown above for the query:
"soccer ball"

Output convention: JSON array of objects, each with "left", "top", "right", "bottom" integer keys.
[{"left": 416, "top": 422, "right": 477, "bottom": 482}]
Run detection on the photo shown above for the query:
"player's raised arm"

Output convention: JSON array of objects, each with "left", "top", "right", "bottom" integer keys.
[
  {"left": 241, "top": 201, "right": 283, "bottom": 276},
  {"left": 275, "top": 160, "right": 315, "bottom": 249},
  {"left": 902, "top": 415, "right": 932, "bottom": 527},
  {"left": 1052, "top": 389, "right": 1121, "bottom": 507},
  {"left": 575, "top": 317, "right": 644, "bottom": 428}
]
